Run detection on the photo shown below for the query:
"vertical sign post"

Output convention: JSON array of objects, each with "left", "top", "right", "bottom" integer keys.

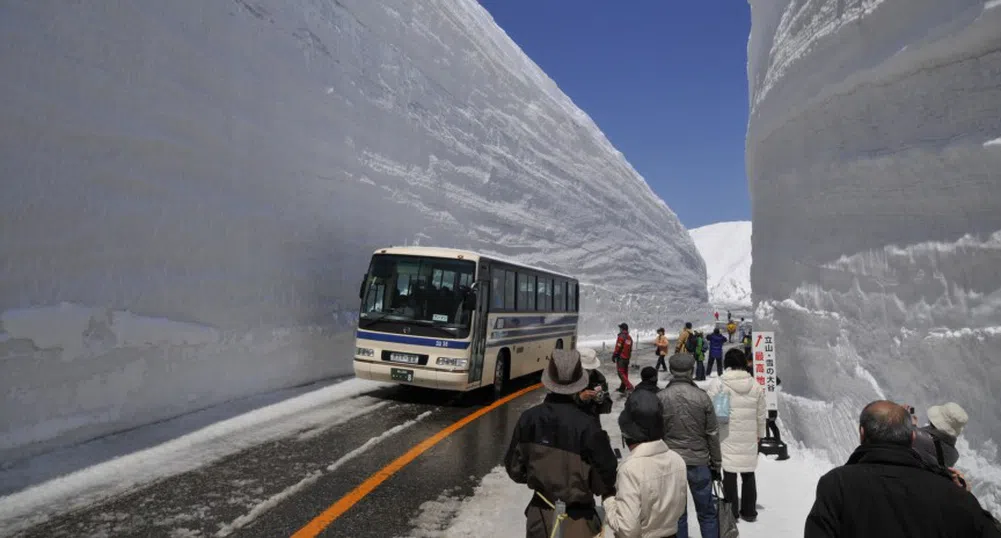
[{"left": 752, "top": 331, "right": 778, "bottom": 411}]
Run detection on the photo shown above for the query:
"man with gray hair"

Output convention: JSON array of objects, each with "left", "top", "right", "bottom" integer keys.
[
  {"left": 805, "top": 401, "right": 1001, "bottom": 538},
  {"left": 657, "top": 353, "right": 722, "bottom": 538}
]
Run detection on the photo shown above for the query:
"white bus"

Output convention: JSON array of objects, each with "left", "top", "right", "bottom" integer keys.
[{"left": 353, "top": 246, "right": 580, "bottom": 397}]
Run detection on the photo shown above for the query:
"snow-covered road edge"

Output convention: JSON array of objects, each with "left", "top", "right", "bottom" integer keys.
[{"left": 0, "top": 378, "right": 389, "bottom": 536}]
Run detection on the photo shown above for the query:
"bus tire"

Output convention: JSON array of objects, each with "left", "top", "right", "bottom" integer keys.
[
  {"left": 493, "top": 351, "right": 509, "bottom": 400},
  {"left": 555, "top": 339, "right": 564, "bottom": 350}
]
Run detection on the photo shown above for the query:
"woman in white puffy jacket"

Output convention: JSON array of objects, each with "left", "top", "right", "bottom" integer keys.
[{"left": 706, "top": 348, "right": 766, "bottom": 523}]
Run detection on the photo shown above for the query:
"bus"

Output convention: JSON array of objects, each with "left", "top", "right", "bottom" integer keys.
[{"left": 353, "top": 246, "right": 580, "bottom": 397}]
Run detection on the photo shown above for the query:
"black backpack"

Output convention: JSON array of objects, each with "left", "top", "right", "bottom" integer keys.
[{"left": 685, "top": 332, "right": 698, "bottom": 353}]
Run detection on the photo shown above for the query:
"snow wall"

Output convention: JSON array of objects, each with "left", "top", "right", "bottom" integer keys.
[
  {"left": 0, "top": 0, "right": 706, "bottom": 462},
  {"left": 747, "top": 0, "right": 1001, "bottom": 511}
]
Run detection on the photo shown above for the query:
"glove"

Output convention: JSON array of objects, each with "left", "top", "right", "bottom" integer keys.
[{"left": 711, "top": 466, "right": 722, "bottom": 482}]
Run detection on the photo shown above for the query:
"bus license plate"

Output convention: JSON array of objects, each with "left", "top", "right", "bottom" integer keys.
[
  {"left": 391, "top": 368, "right": 414, "bottom": 382},
  {"left": 389, "top": 353, "right": 420, "bottom": 364}
]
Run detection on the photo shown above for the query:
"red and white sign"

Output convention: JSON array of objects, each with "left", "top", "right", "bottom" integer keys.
[{"left": 752, "top": 331, "right": 778, "bottom": 411}]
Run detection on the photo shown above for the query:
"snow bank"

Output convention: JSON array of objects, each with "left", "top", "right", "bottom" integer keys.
[
  {"left": 0, "top": 0, "right": 704, "bottom": 459},
  {"left": 0, "top": 378, "right": 388, "bottom": 536},
  {"left": 689, "top": 221, "right": 752, "bottom": 308},
  {"left": 747, "top": 0, "right": 1001, "bottom": 513}
]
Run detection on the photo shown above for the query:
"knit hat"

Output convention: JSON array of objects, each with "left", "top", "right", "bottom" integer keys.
[
  {"left": 668, "top": 353, "right": 695, "bottom": 374},
  {"left": 619, "top": 389, "right": 665, "bottom": 444},
  {"left": 541, "top": 349, "right": 589, "bottom": 395},
  {"left": 578, "top": 347, "right": 600, "bottom": 370},
  {"left": 927, "top": 402, "right": 968, "bottom": 438},
  {"left": 640, "top": 366, "right": 658, "bottom": 382}
]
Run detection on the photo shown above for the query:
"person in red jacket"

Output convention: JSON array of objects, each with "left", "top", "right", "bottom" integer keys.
[{"left": 613, "top": 323, "right": 634, "bottom": 394}]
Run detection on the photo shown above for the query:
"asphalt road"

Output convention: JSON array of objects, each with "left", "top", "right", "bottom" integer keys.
[{"left": 13, "top": 343, "right": 708, "bottom": 538}]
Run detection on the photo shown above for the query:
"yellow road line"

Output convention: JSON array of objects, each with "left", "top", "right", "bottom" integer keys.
[{"left": 291, "top": 383, "right": 543, "bottom": 538}]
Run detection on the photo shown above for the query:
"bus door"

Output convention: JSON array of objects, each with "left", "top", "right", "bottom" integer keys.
[{"left": 467, "top": 261, "right": 489, "bottom": 385}]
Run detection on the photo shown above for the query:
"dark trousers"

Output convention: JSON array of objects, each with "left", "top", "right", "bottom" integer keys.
[
  {"left": 656, "top": 354, "right": 668, "bottom": 371},
  {"left": 695, "top": 359, "right": 706, "bottom": 381},
  {"left": 706, "top": 354, "right": 723, "bottom": 377},
  {"left": 616, "top": 359, "right": 633, "bottom": 391},
  {"left": 766, "top": 418, "right": 781, "bottom": 441},
  {"left": 723, "top": 471, "right": 757, "bottom": 520}
]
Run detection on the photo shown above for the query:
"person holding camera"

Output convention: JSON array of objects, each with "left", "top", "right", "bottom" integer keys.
[
  {"left": 575, "top": 347, "right": 612, "bottom": 420},
  {"left": 805, "top": 401, "right": 1000, "bottom": 538}
]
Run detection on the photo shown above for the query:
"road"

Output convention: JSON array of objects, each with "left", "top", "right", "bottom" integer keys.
[{"left": 12, "top": 343, "right": 729, "bottom": 537}]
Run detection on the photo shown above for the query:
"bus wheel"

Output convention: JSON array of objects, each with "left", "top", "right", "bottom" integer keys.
[
  {"left": 555, "top": 339, "right": 564, "bottom": 350},
  {"left": 493, "top": 353, "right": 509, "bottom": 400}
]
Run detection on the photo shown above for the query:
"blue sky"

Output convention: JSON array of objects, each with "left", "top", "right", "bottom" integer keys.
[{"left": 478, "top": 0, "right": 752, "bottom": 229}]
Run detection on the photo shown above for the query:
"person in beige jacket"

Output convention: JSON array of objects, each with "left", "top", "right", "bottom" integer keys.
[
  {"left": 604, "top": 388, "right": 688, "bottom": 538},
  {"left": 706, "top": 349, "right": 766, "bottom": 523}
]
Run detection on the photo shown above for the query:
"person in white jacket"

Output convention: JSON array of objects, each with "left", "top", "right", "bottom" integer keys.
[
  {"left": 706, "top": 348, "right": 766, "bottom": 523},
  {"left": 604, "top": 388, "right": 688, "bottom": 538}
]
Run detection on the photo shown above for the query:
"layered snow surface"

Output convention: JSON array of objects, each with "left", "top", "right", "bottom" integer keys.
[
  {"left": 0, "top": 0, "right": 706, "bottom": 462},
  {"left": 689, "top": 221, "right": 752, "bottom": 308},
  {"left": 747, "top": 0, "right": 1001, "bottom": 512}
]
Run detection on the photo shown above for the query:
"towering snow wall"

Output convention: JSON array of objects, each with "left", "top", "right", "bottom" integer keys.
[
  {"left": 0, "top": 0, "right": 705, "bottom": 462},
  {"left": 748, "top": 0, "right": 1001, "bottom": 509}
]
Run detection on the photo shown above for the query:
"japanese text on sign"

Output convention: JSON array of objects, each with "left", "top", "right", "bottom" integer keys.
[{"left": 752, "top": 331, "right": 779, "bottom": 411}]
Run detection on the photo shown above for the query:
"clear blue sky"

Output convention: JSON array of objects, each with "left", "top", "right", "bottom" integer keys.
[{"left": 478, "top": 0, "right": 752, "bottom": 229}]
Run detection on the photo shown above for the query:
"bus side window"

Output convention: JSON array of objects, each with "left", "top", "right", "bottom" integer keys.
[
  {"left": 553, "top": 279, "right": 564, "bottom": 312},
  {"left": 519, "top": 274, "right": 536, "bottom": 311},
  {"left": 491, "top": 269, "right": 506, "bottom": 310},
  {"left": 505, "top": 270, "right": 516, "bottom": 309}
]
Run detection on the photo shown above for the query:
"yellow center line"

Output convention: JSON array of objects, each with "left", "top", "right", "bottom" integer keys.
[{"left": 291, "top": 382, "right": 543, "bottom": 538}]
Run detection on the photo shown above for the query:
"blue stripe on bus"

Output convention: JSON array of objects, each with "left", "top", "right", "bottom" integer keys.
[
  {"left": 490, "top": 324, "right": 579, "bottom": 340},
  {"left": 493, "top": 315, "right": 579, "bottom": 330},
  {"left": 356, "top": 330, "right": 471, "bottom": 349},
  {"left": 487, "top": 331, "right": 577, "bottom": 348}
]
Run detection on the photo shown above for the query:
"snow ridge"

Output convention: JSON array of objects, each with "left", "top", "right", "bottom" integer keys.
[
  {"left": 689, "top": 221, "right": 752, "bottom": 308},
  {"left": 0, "top": 0, "right": 705, "bottom": 459},
  {"left": 748, "top": 0, "right": 1001, "bottom": 513}
]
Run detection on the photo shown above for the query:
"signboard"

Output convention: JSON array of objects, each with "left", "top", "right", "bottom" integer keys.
[{"left": 752, "top": 331, "right": 778, "bottom": 411}]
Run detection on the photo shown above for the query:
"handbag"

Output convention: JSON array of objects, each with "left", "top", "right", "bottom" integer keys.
[
  {"left": 713, "top": 390, "right": 731, "bottom": 424},
  {"left": 714, "top": 480, "right": 740, "bottom": 538}
]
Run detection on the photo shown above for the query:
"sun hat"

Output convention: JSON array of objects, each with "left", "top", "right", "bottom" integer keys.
[
  {"left": 578, "top": 347, "right": 600, "bottom": 370},
  {"left": 927, "top": 402, "right": 968, "bottom": 438},
  {"left": 542, "top": 349, "right": 589, "bottom": 395}
]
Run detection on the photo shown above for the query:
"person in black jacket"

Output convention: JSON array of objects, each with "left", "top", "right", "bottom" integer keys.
[
  {"left": 805, "top": 400, "right": 1001, "bottom": 538},
  {"left": 633, "top": 366, "right": 660, "bottom": 393},
  {"left": 574, "top": 347, "right": 613, "bottom": 420},
  {"left": 505, "top": 349, "right": 618, "bottom": 538}
]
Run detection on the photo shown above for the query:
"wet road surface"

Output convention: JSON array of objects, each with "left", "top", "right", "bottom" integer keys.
[
  {"left": 14, "top": 375, "right": 546, "bottom": 538},
  {"left": 13, "top": 344, "right": 704, "bottom": 537}
]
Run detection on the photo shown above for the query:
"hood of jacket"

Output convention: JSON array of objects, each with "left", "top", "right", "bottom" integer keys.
[
  {"left": 627, "top": 439, "right": 672, "bottom": 459},
  {"left": 720, "top": 369, "right": 756, "bottom": 395},
  {"left": 634, "top": 378, "right": 660, "bottom": 393}
]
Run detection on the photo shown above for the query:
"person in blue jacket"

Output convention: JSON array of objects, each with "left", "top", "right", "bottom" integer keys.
[{"left": 705, "top": 328, "right": 728, "bottom": 378}]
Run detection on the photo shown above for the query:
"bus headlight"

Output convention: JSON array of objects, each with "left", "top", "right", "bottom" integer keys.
[
  {"left": 436, "top": 357, "right": 468, "bottom": 369},
  {"left": 356, "top": 347, "right": 375, "bottom": 357}
]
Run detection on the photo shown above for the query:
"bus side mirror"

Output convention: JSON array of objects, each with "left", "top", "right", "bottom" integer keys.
[
  {"left": 359, "top": 273, "right": 368, "bottom": 300},
  {"left": 462, "top": 288, "right": 477, "bottom": 310}
]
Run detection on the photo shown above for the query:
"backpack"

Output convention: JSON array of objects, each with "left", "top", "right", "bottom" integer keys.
[
  {"left": 685, "top": 332, "right": 697, "bottom": 353},
  {"left": 713, "top": 390, "right": 731, "bottom": 424}
]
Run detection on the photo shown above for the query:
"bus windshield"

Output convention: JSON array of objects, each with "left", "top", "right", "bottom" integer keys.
[{"left": 360, "top": 255, "right": 476, "bottom": 338}]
